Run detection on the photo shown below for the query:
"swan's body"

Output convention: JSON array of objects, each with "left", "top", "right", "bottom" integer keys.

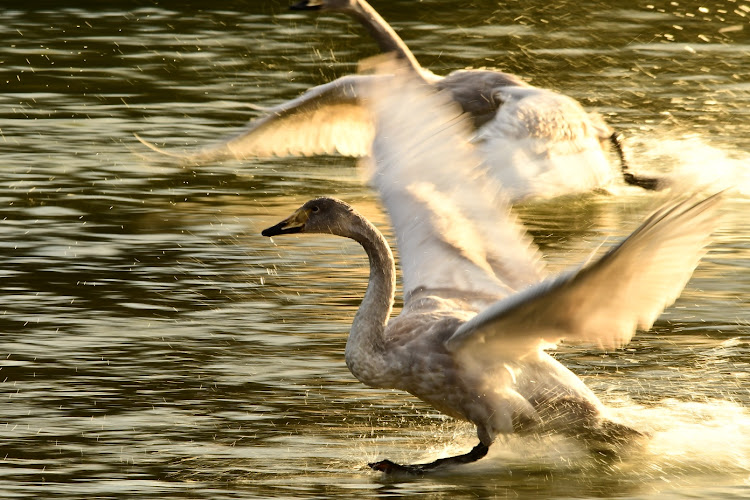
[
  {"left": 138, "top": 0, "right": 659, "bottom": 200},
  {"left": 261, "top": 66, "right": 722, "bottom": 473}
]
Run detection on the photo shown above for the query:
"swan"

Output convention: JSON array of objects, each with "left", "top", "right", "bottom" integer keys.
[
  {"left": 137, "top": 0, "right": 659, "bottom": 200},
  {"left": 260, "top": 66, "right": 722, "bottom": 473}
]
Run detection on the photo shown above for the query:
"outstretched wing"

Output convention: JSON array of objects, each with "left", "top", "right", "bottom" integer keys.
[
  {"left": 363, "top": 60, "right": 546, "bottom": 304},
  {"left": 446, "top": 192, "right": 724, "bottom": 354},
  {"left": 136, "top": 74, "right": 385, "bottom": 164}
]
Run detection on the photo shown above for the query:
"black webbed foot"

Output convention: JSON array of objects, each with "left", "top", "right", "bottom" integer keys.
[
  {"left": 623, "top": 172, "right": 661, "bottom": 190},
  {"left": 368, "top": 442, "right": 490, "bottom": 475},
  {"left": 368, "top": 459, "right": 426, "bottom": 475},
  {"left": 579, "top": 420, "right": 649, "bottom": 461}
]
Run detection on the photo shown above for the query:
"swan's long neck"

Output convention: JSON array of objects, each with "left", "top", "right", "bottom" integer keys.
[
  {"left": 345, "top": 0, "right": 424, "bottom": 77},
  {"left": 342, "top": 211, "right": 396, "bottom": 387}
]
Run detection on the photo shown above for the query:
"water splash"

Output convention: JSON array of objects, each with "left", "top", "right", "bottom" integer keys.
[
  {"left": 609, "top": 399, "right": 750, "bottom": 476},
  {"left": 631, "top": 133, "right": 750, "bottom": 196},
  {"left": 379, "top": 398, "right": 750, "bottom": 497}
]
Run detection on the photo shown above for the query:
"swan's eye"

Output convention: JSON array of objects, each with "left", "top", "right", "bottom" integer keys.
[{"left": 311, "top": 206, "right": 319, "bottom": 213}]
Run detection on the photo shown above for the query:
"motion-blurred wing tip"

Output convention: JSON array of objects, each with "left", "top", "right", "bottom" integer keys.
[{"left": 134, "top": 132, "right": 189, "bottom": 159}]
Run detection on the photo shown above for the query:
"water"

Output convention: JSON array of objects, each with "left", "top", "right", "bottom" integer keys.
[{"left": 2, "top": 0, "right": 749, "bottom": 497}]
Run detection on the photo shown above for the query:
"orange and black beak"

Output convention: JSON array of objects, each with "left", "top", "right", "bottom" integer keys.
[
  {"left": 261, "top": 207, "right": 311, "bottom": 236},
  {"left": 290, "top": 0, "right": 323, "bottom": 11}
]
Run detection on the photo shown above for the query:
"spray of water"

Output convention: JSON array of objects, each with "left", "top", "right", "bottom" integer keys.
[{"left": 631, "top": 133, "right": 750, "bottom": 196}]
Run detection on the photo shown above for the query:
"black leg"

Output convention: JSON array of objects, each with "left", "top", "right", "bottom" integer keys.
[
  {"left": 577, "top": 420, "right": 648, "bottom": 460},
  {"left": 609, "top": 132, "right": 661, "bottom": 190},
  {"left": 369, "top": 442, "right": 490, "bottom": 475}
]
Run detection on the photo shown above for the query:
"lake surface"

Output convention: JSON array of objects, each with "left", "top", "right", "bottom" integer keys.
[{"left": 2, "top": 0, "right": 750, "bottom": 497}]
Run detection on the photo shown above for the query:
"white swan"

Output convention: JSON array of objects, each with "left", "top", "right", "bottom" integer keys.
[
  {"left": 137, "top": 0, "right": 658, "bottom": 200},
  {"left": 261, "top": 65, "right": 722, "bottom": 473}
]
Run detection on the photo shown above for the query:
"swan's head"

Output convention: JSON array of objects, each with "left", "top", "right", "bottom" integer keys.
[
  {"left": 290, "top": 0, "right": 356, "bottom": 12},
  {"left": 262, "top": 197, "right": 357, "bottom": 237}
]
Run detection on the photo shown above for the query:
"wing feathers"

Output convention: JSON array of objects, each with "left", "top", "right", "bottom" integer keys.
[
  {"left": 136, "top": 74, "right": 381, "bottom": 163},
  {"left": 446, "top": 191, "right": 725, "bottom": 353},
  {"left": 363, "top": 61, "right": 545, "bottom": 301}
]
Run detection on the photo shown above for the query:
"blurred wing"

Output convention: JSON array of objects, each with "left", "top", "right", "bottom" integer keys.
[
  {"left": 446, "top": 192, "right": 724, "bottom": 353},
  {"left": 476, "top": 86, "right": 616, "bottom": 200},
  {"left": 364, "top": 61, "right": 546, "bottom": 303},
  {"left": 136, "top": 74, "right": 383, "bottom": 164}
]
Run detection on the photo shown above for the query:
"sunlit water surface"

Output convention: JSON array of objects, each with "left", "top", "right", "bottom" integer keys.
[{"left": 2, "top": 0, "right": 750, "bottom": 498}]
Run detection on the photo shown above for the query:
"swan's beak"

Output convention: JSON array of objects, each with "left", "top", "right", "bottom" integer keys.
[
  {"left": 262, "top": 208, "right": 310, "bottom": 236},
  {"left": 290, "top": 0, "right": 323, "bottom": 10}
]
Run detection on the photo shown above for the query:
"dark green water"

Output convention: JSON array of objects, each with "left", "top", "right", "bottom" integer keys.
[{"left": 1, "top": 0, "right": 749, "bottom": 497}]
